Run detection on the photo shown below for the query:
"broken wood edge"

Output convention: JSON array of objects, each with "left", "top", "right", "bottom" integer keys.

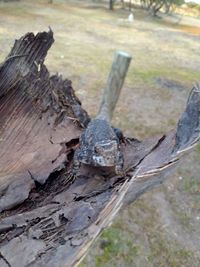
[{"left": 174, "top": 81, "right": 200, "bottom": 152}]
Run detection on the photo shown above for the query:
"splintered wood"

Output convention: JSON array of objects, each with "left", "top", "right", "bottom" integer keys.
[{"left": 0, "top": 31, "right": 199, "bottom": 267}]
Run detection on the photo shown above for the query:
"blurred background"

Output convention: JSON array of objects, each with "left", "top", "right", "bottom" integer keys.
[{"left": 0, "top": 0, "right": 200, "bottom": 266}]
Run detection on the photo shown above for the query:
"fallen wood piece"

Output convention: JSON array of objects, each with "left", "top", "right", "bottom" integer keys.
[{"left": 0, "top": 30, "right": 199, "bottom": 267}]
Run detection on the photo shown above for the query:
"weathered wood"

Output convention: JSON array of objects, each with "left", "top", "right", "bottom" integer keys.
[
  {"left": 0, "top": 31, "right": 199, "bottom": 267},
  {"left": 0, "top": 30, "right": 89, "bottom": 212},
  {"left": 98, "top": 51, "right": 132, "bottom": 121},
  {"left": 174, "top": 82, "right": 200, "bottom": 152}
]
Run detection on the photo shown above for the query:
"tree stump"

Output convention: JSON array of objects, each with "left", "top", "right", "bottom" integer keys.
[{"left": 0, "top": 30, "right": 199, "bottom": 267}]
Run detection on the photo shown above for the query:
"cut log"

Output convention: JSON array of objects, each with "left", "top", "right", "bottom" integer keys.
[{"left": 0, "top": 30, "right": 199, "bottom": 267}]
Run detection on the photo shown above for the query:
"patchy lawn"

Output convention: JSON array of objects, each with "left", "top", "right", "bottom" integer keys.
[{"left": 0, "top": 0, "right": 200, "bottom": 266}]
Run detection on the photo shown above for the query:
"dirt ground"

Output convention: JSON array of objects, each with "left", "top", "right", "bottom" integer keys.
[{"left": 0, "top": 0, "right": 200, "bottom": 266}]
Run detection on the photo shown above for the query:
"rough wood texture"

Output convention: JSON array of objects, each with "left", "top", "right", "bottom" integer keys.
[
  {"left": 0, "top": 30, "right": 89, "bottom": 212},
  {"left": 98, "top": 51, "right": 132, "bottom": 121},
  {"left": 0, "top": 31, "right": 199, "bottom": 267}
]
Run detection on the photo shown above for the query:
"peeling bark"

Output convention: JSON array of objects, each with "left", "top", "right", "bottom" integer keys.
[
  {"left": 0, "top": 30, "right": 89, "bottom": 211},
  {"left": 0, "top": 30, "right": 199, "bottom": 267}
]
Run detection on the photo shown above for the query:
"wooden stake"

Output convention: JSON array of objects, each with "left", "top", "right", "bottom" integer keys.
[{"left": 97, "top": 51, "right": 132, "bottom": 121}]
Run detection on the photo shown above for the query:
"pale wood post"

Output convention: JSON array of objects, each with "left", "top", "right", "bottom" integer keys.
[{"left": 97, "top": 51, "right": 132, "bottom": 121}]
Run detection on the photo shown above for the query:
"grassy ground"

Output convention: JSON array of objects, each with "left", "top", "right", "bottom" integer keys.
[{"left": 0, "top": 1, "right": 200, "bottom": 266}]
